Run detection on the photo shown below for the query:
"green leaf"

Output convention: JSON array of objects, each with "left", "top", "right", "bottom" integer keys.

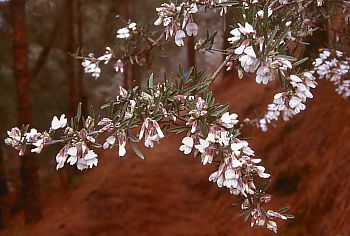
[
  {"left": 131, "top": 142, "right": 145, "bottom": 160},
  {"left": 167, "top": 126, "right": 189, "bottom": 134},
  {"left": 293, "top": 57, "right": 309, "bottom": 66},
  {"left": 209, "top": 104, "right": 229, "bottom": 117},
  {"left": 276, "top": 54, "right": 296, "bottom": 61},
  {"left": 129, "top": 136, "right": 139, "bottom": 143},
  {"left": 199, "top": 120, "right": 209, "bottom": 137},
  {"left": 260, "top": 179, "right": 271, "bottom": 192},
  {"left": 89, "top": 105, "right": 95, "bottom": 119},
  {"left": 278, "top": 206, "right": 290, "bottom": 213},
  {"left": 76, "top": 102, "right": 82, "bottom": 123},
  {"left": 148, "top": 73, "right": 154, "bottom": 89},
  {"left": 185, "top": 66, "right": 194, "bottom": 82},
  {"left": 284, "top": 214, "right": 295, "bottom": 219}
]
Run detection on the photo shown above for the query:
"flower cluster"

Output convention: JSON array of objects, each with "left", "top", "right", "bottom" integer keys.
[
  {"left": 186, "top": 97, "right": 207, "bottom": 133},
  {"left": 227, "top": 14, "right": 295, "bottom": 85},
  {"left": 314, "top": 48, "right": 350, "bottom": 98},
  {"left": 139, "top": 118, "right": 165, "bottom": 148},
  {"left": 208, "top": 138, "right": 269, "bottom": 196},
  {"left": 258, "top": 72, "right": 317, "bottom": 131},
  {"left": 154, "top": 2, "right": 199, "bottom": 46},
  {"left": 178, "top": 104, "right": 289, "bottom": 233},
  {"left": 81, "top": 47, "right": 113, "bottom": 78},
  {"left": 116, "top": 22, "right": 137, "bottom": 39},
  {"left": 5, "top": 127, "right": 26, "bottom": 156},
  {"left": 103, "top": 131, "right": 127, "bottom": 157},
  {"left": 5, "top": 127, "right": 47, "bottom": 156},
  {"left": 56, "top": 142, "right": 98, "bottom": 171}
]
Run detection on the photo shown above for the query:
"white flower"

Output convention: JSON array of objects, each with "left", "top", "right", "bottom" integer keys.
[
  {"left": 31, "top": 139, "right": 44, "bottom": 154},
  {"left": 82, "top": 59, "right": 102, "bottom": 79},
  {"left": 316, "top": 0, "right": 324, "bottom": 6},
  {"left": 119, "top": 86, "right": 128, "bottom": 98},
  {"left": 175, "top": 30, "right": 186, "bottom": 46},
  {"left": 103, "top": 136, "right": 116, "bottom": 149},
  {"left": 238, "top": 22, "right": 255, "bottom": 36},
  {"left": 179, "top": 137, "right": 193, "bottom": 154},
  {"left": 97, "top": 47, "right": 113, "bottom": 64},
  {"left": 66, "top": 146, "right": 78, "bottom": 165},
  {"left": 234, "top": 43, "right": 247, "bottom": 55},
  {"left": 56, "top": 146, "right": 69, "bottom": 170},
  {"left": 51, "top": 114, "right": 67, "bottom": 130},
  {"left": 256, "top": 66, "right": 273, "bottom": 84},
  {"left": 188, "top": 2, "right": 198, "bottom": 13},
  {"left": 117, "top": 27, "right": 130, "bottom": 39},
  {"left": 267, "top": 220, "right": 278, "bottom": 233},
  {"left": 239, "top": 46, "right": 260, "bottom": 73},
  {"left": 231, "top": 139, "right": 254, "bottom": 157},
  {"left": 237, "top": 68, "right": 244, "bottom": 79},
  {"left": 228, "top": 28, "right": 241, "bottom": 44},
  {"left": 77, "top": 150, "right": 98, "bottom": 170},
  {"left": 25, "top": 128, "right": 39, "bottom": 142},
  {"left": 195, "top": 139, "right": 209, "bottom": 153},
  {"left": 195, "top": 139, "right": 213, "bottom": 165},
  {"left": 118, "top": 132, "right": 127, "bottom": 157},
  {"left": 128, "top": 22, "right": 137, "bottom": 31},
  {"left": 289, "top": 96, "right": 305, "bottom": 113},
  {"left": 154, "top": 17, "right": 163, "bottom": 26},
  {"left": 205, "top": 132, "right": 216, "bottom": 143},
  {"left": 303, "top": 72, "right": 317, "bottom": 89},
  {"left": 91, "top": 67, "right": 101, "bottom": 78},
  {"left": 220, "top": 112, "right": 239, "bottom": 129},
  {"left": 255, "top": 166, "right": 270, "bottom": 178},
  {"left": 256, "top": 8, "right": 273, "bottom": 18},
  {"left": 295, "top": 83, "right": 313, "bottom": 101},
  {"left": 290, "top": 74, "right": 303, "bottom": 83},
  {"left": 223, "top": 169, "right": 238, "bottom": 188},
  {"left": 186, "top": 22, "right": 198, "bottom": 36},
  {"left": 139, "top": 119, "right": 164, "bottom": 148},
  {"left": 5, "top": 127, "right": 26, "bottom": 155}
]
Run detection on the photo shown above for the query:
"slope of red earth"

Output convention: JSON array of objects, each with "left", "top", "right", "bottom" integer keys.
[{"left": 2, "top": 77, "right": 350, "bottom": 236}]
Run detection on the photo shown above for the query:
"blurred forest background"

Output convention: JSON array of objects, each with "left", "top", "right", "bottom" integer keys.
[{"left": 0, "top": 0, "right": 349, "bottom": 236}]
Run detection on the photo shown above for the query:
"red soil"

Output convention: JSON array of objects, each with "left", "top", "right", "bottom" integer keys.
[{"left": 2, "top": 77, "right": 350, "bottom": 236}]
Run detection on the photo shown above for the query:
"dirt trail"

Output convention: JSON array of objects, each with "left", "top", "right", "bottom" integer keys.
[{"left": 3, "top": 78, "right": 350, "bottom": 236}]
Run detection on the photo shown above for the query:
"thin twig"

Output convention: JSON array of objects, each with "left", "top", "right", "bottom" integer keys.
[{"left": 208, "top": 52, "right": 234, "bottom": 85}]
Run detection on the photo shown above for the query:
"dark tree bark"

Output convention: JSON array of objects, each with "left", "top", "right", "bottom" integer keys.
[
  {"left": 0, "top": 144, "right": 8, "bottom": 228},
  {"left": 222, "top": 8, "right": 235, "bottom": 79},
  {"left": 11, "top": 0, "right": 42, "bottom": 223},
  {"left": 31, "top": 15, "right": 61, "bottom": 78},
  {"left": 76, "top": 0, "right": 88, "bottom": 113},
  {"left": 328, "top": 15, "right": 350, "bottom": 53},
  {"left": 187, "top": 36, "right": 196, "bottom": 68},
  {"left": 121, "top": 0, "right": 133, "bottom": 89},
  {"left": 66, "top": 0, "right": 78, "bottom": 115}
]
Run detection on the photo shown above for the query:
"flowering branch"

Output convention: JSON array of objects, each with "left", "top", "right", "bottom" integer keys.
[
  {"left": 4, "top": 0, "right": 350, "bottom": 234},
  {"left": 5, "top": 66, "right": 292, "bottom": 232}
]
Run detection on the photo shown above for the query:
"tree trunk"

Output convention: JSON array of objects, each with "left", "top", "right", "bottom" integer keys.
[
  {"left": 222, "top": 8, "right": 235, "bottom": 79},
  {"left": 66, "top": 0, "right": 78, "bottom": 115},
  {"left": 122, "top": 0, "right": 132, "bottom": 89},
  {"left": 187, "top": 36, "right": 196, "bottom": 68},
  {"left": 0, "top": 144, "right": 8, "bottom": 228},
  {"left": 11, "top": 0, "right": 42, "bottom": 223},
  {"left": 328, "top": 14, "right": 350, "bottom": 53},
  {"left": 76, "top": 0, "right": 88, "bottom": 113}
]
